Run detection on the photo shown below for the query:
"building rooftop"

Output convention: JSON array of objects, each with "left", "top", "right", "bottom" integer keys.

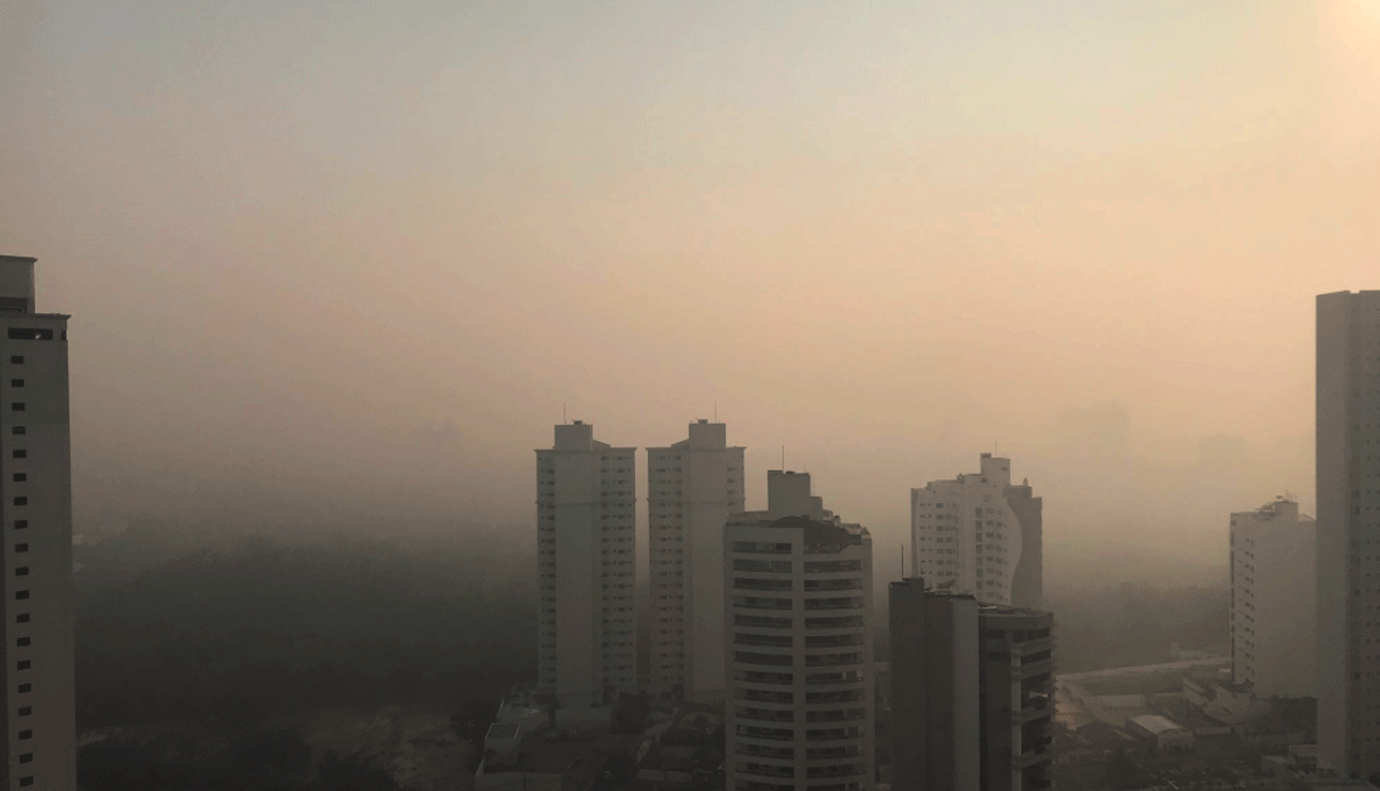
[{"left": 1128, "top": 714, "right": 1188, "bottom": 735}]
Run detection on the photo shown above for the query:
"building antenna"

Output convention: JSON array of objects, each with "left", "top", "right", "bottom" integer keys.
[
  {"left": 563, "top": 402, "right": 567, "bottom": 425},
  {"left": 781, "top": 445, "right": 786, "bottom": 470},
  {"left": 901, "top": 544, "right": 906, "bottom": 579}
]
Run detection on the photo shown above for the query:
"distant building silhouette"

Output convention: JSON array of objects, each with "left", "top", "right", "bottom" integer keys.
[
  {"left": 647, "top": 419, "right": 745, "bottom": 703},
  {"left": 724, "top": 471, "right": 875, "bottom": 791},
  {"left": 1317, "top": 290, "right": 1380, "bottom": 780},
  {"left": 0, "top": 255, "right": 76, "bottom": 788},
  {"left": 534, "top": 421, "right": 636, "bottom": 719},
  {"left": 1230, "top": 496, "right": 1317, "bottom": 698},
  {"left": 889, "top": 578, "right": 1055, "bottom": 791},
  {"left": 910, "top": 454, "right": 1042, "bottom": 609}
]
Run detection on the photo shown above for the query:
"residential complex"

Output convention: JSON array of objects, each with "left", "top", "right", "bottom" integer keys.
[
  {"left": 535, "top": 421, "right": 637, "bottom": 714},
  {"left": 0, "top": 256, "right": 76, "bottom": 790},
  {"left": 1317, "top": 289, "right": 1380, "bottom": 779},
  {"left": 888, "top": 578, "right": 1055, "bottom": 791},
  {"left": 1230, "top": 497, "right": 1317, "bottom": 698},
  {"left": 724, "top": 471, "right": 875, "bottom": 791},
  {"left": 647, "top": 420, "right": 746, "bottom": 702},
  {"left": 910, "top": 454, "right": 1043, "bottom": 608}
]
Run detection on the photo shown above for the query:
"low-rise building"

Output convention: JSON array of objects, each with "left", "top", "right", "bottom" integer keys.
[{"left": 1127, "top": 714, "right": 1194, "bottom": 751}]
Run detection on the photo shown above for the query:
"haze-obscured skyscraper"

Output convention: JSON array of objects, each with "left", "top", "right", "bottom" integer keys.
[
  {"left": 724, "top": 471, "right": 874, "bottom": 791},
  {"left": 889, "top": 578, "right": 1055, "bottom": 791},
  {"left": 910, "top": 454, "right": 1042, "bottom": 608},
  {"left": 647, "top": 419, "right": 745, "bottom": 703},
  {"left": 0, "top": 255, "right": 75, "bottom": 789},
  {"left": 1317, "top": 290, "right": 1380, "bottom": 779},
  {"left": 535, "top": 421, "right": 636, "bottom": 714},
  {"left": 1230, "top": 497, "right": 1316, "bottom": 698}
]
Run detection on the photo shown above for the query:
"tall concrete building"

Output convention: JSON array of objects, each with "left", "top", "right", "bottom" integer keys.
[
  {"left": 535, "top": 421, "right": 636, "bottom": 715},
  {"left": 910, "top": 454, "right": 1042, "bottom": 608},
  {"left": 1317, "top": 290, "right": 1380, "bottom": 779},
  {"left": 1230, "top": 497, "right": 1317, "bottom": 698},
  {"left": 724, "top": 471, "right": 875, "bottom": 791},
  {"left": 889, "top": 578, "right": 1055, "bottom": 791},
  {"left": 647, "top": 419, "right": 745, "bottom": 702},
  {"left": 0, "top": 256, "right": 75, "bottom": 790}
]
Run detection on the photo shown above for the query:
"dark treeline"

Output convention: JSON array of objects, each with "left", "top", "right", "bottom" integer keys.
[
  {"left": 1049, "top": 582, "right": 1229, "bottom": 672},
  {"left": 77, "top": 529, "right": 537, "bottom": 732}
]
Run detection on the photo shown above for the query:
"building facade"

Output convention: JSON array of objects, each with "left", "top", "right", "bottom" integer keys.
[
  {"left": 724, "top": 471, "right": 875, "bottom": 791},
  {"left": 888, "top": 579, "right": 981, "bottom": 791},
  {"left": 888, "top": 579, "right": 1054, "bottom": 791},
  {"left": 0, "top": 256, "right": 75, "bottom": 790},
  {"left": 648, "top": 420, "right": 745, "bottom": 702},
  {"left": 910, "top": 454, "right": 1043, "bottom": 608},
  {"left": 1317, "top": 290, "right": 1380, "bottom": 779},
  {"left": 535, "top": 421, "right": 636, "bottom": 712},
  {"left": 978, "top": 606, "right": 1055, "bottom": 791},
  {"left": 1230, "top": 497, "right": 1317, "bottom": 698}
]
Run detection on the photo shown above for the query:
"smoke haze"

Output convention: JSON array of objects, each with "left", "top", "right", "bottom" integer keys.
[{"left": 4, "top": 0, "right": 1380, "bottom": 578}]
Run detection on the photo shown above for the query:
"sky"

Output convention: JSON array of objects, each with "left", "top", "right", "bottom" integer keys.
[{"left": 3, "top": 0, "right": 1379, "bottom": 574}]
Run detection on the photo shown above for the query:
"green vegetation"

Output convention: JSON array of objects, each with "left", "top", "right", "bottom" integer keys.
[{"left": 75, "top": 531, "right": 535, "bottom": 790}]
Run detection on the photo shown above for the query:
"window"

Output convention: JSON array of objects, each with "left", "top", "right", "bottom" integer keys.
[
  {"left": 15, "top": 566, "right": 28, "bottom": 576},
  {"left": 17, "top": 731, "right": 32, "bottom": 740},
  {"left": 10, "top": 379, "right": 22, "bottom": 387},
  {"left": 10, "top": 402, "right": 24, "bottom": 411},
  {"left": 18, "top": 753, "right": 32, "bottom": 762},
  {"left": 19, "top": 777, "right": 33, "bottom": 787},
  {"left": 11, "top": 426, "right": 23, "bottom": 435},
  {"left": 12, "top": 449, "right": 25, "bottom": 458},
  {"left": 13, "top": 496, "right": 25, "bottom": 505},
  {"left": 16, "top": 637, "right": 29, "bottom": 646},
  {"left": 17, "top": 706, "right": 30, "bottom": 715},
  {"left": 15, "top": 519, "right": 28, "bottom": 528},
  {"left": 13, "top": 474, "right": 25, "bottom": 482},
  {"left": 10, "top": 355, "right": 23, "bottom": 364},
  {"left": 16, "top": 660, "right": 30, "bottom": 670},
  {"left": 15, "top": 590, "right": 28, "bottom": 600},
  {"left": 16, "top": 613, "right": 29, "bottom": 623},
  {"left": 18, "top": 683, "right": 30, "bottom": 693},
  {"left": 15, "top": 543, "right": 26, "bottom": 552}
]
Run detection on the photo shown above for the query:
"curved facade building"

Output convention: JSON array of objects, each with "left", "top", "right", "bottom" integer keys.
[
  {"left": 910, "top": 454, "right": 1042, "bottom": 609},
  {"left": 725, "top": 471, "right": 874, "bottom": 791}
]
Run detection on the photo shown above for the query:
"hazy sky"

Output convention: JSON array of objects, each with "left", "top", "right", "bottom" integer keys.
[{"left": 4, "top": 0, "right": 1379, "bottom": 566}]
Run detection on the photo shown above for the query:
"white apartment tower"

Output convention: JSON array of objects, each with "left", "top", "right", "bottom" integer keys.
[
  {"left": 647, "top": 419, "right": 745, "bottom": 702},
  {"left": 1230, "top": 497, "right": 1317, "bottom": 698},
  {"left": 910, "top": 454, "right": 1043, "bottom": 609},
  {"left": 725, "top": 471, "right": 875, "bottom": 791},
  {"left": 0, "top": 256, "right": 75, "bottom": 790},
  {"left": 535, "top": 422, "right": 636, "bottom": 713},
  {"left": 1317, "top": 290, "right": 1380, "bottom": 779}
]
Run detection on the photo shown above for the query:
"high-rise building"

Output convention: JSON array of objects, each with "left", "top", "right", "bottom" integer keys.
[
  {"left": 0, "top": 256, "right": 75, "bottom": 789},
  {"left": 889, "top": 578, "right": 1055, "bottom": 791},
  {"left": 1230, "top": 497, "right": 1317, "bottom": 698},
  {"left": 910, "top": 454, "right": 1042, "bottom": 608},
  {"left": 724, "top": 471, "right": 875, "bottom": 791},
  {"left": 647, "top": 419, "right": 745, "bottom": 702},
  {"left": 1317, "top": 290, "right": 1380, "bottom": 779},
  {"left": 535, "top": 421, "right": 636, "bottom": 714},
  {"left": 888, "top": 579, "right": 980, "bottom": 791}
]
